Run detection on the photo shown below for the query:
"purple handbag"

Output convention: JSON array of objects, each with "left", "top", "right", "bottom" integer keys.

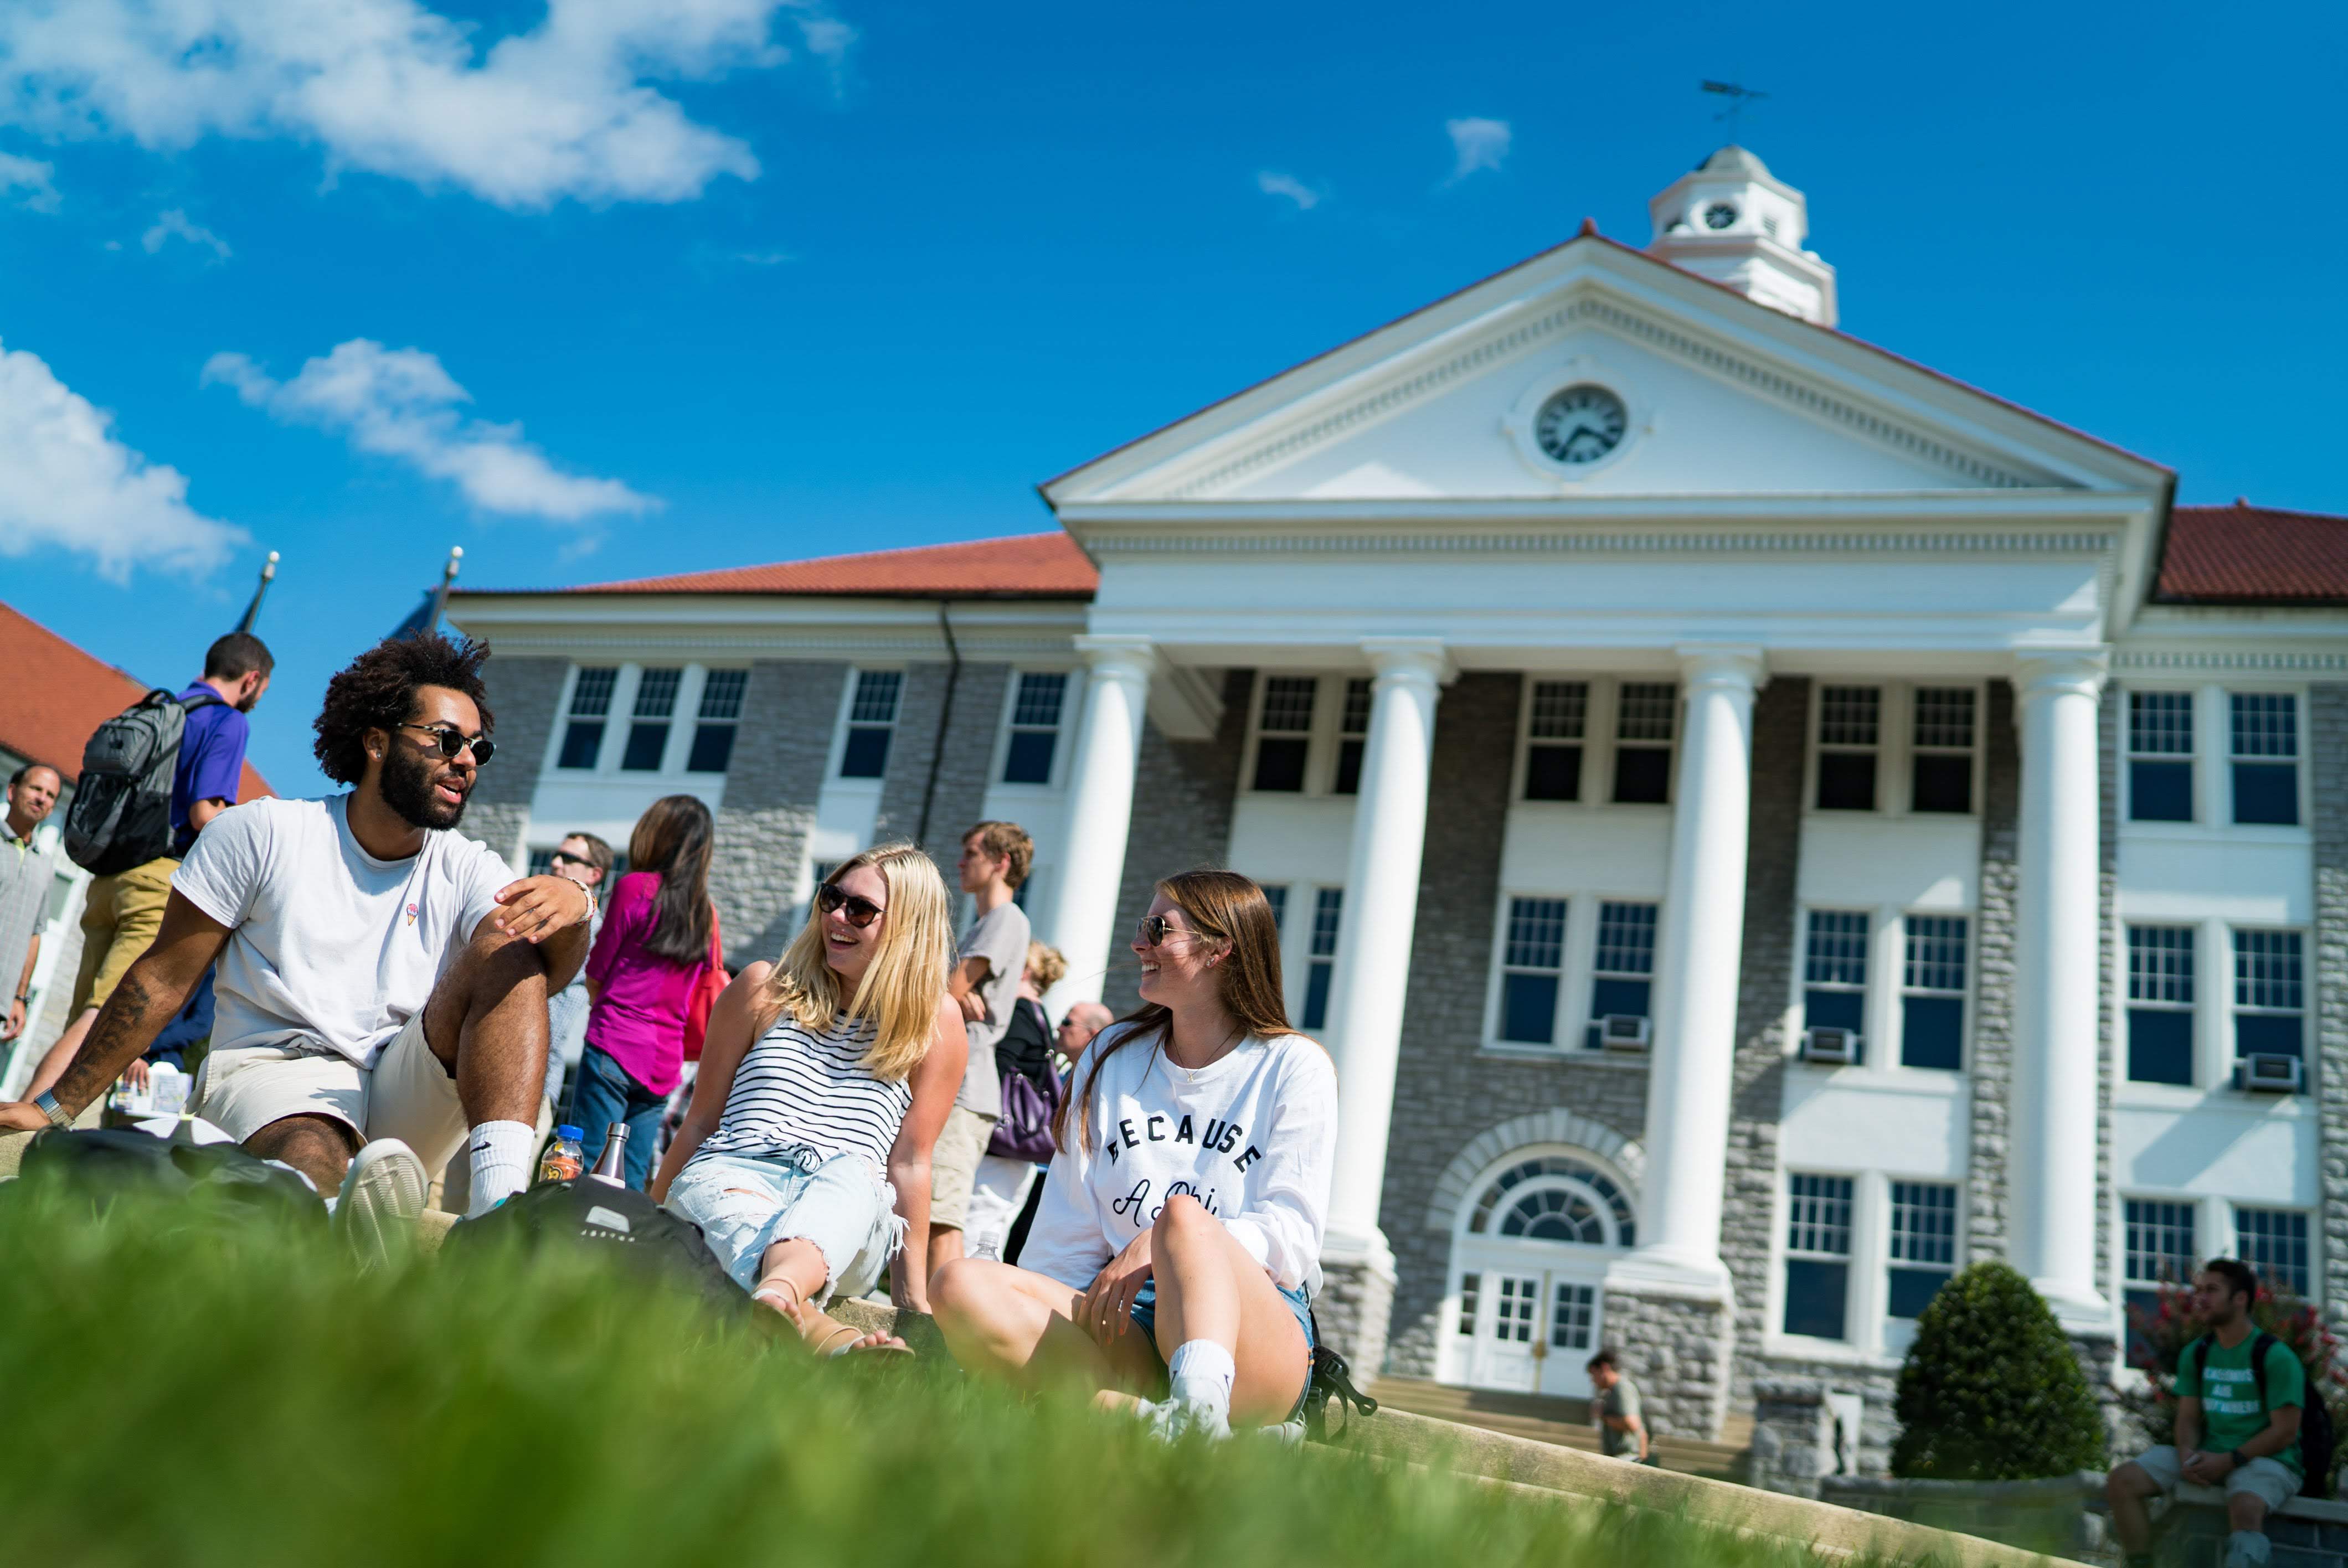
[{"left": 988, "top": 1061, "right": 1063, "bottom": 1162}]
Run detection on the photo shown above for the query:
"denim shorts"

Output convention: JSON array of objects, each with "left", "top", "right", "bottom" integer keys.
[
  {"left": 1129, "top": 1280, "right": 1316, "bottom": 1420},
  {"left": 665, "top": 1147, "right": 904, "bottom": 1305}
]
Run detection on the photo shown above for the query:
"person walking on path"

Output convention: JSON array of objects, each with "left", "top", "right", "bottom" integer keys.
[
  {"left": 0, "top": 633, "right": 594, "bottom": 1254},
  {"left": 32, "top": 632, "right": 271, "bottom": 1100},
  {"left": 653, "top": 844, "right": 965, "bottom": 1347},
  {"left": 926, "top": 821, "right": 1031, "bottom": 1277},
  {"left": 1587, "top": 1350, "right": 1652, "bottom": 1463},
  {"left": 0, "top": 765, "right": 62, "bottom": 1056},
  {"left": 543, "top": 832, "right": 612, "bottom": 1115},
  {"left": 931, "top": 871, "right": 1338, "bottom": 1442},
  {"left": 572, "top": 798, "right": 718, "bottom": 1190},
  {"left": 2108, "top": 1258, "right": 2307, "bottom": 1568}
]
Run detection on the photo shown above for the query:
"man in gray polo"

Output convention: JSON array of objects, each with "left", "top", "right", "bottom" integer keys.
[{"left": 0, "top": 764, "right": 63, "bottom": 1053}]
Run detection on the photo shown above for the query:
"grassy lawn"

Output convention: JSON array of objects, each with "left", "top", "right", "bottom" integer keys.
[{"left": 0, "top": 1184, "right": 1919, "bottom": 1568}]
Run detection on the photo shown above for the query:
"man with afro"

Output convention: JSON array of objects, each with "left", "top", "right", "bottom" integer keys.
[{"left": 2, "top": 633, "right": 595, "bottom": 1250}]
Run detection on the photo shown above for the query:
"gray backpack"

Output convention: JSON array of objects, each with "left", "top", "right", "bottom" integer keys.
[{"left": 63, "top": 688, "right": 219, "bottom": 876}]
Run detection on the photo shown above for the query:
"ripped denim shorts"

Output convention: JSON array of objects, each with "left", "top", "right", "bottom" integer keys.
[{"left": 665, "top": 1146, "right": 904, "bottom": 1304}]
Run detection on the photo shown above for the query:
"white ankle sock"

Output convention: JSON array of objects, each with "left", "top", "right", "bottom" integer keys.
[
  {"left": 1167, "top": 1339, "right": 1237, "bottom": 1415},
  {"left": 466, "top": 1121, "right": 537, "bottom": 1218},
  {"left": 2225, "top": 1530, "right": 2272, "bottom": 1568}
]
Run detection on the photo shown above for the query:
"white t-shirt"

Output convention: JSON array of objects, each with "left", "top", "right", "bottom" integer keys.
[
  {"left": 172, "top": 796, "right": 515, "bottom": 1070},
  {"left": 1019, "top": 1024, "right": 1338, "bottom": 1297}
]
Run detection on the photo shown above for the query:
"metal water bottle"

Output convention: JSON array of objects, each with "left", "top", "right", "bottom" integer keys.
[{"left": 588, "top": 1122, "right": 629, "bottom": 1186}]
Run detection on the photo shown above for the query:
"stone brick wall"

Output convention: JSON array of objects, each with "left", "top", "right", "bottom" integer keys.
[
  {"left": 707, "top": 660, "right": 847, "bottom": 968},
  {"left": 1750, "top": 1356, "right": 1900, "bottom": 1474},
  {"left": 1966, "top": 680, "right": 2019, "bottom": 1265},
  {"left": 1720, "top": 675, "right": 1810, "bottom": 1407},
  {"left": 2313, "top": 685, "right": 2348, "bottom": 1339},
  {"left": 1604, "top": 1290, "right": 1733, "bottom": 1438},
  {"left": 466, "top": 654, "right": 569, "bottom": 869},
  {"left": 1101, "top": 669, "right": 1253, "bottom": 1015},
  {"left": 873, "top": 660, "right": 1012, "bottom": 885}
]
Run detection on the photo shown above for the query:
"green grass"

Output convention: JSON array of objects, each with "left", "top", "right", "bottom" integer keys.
[{"left": 0, "top": 1185, "right": 1916, "bottom": 1568}]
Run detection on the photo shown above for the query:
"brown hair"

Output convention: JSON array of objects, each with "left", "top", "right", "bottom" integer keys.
[
  {"left": 1025, "top": 941, "right": 1067, "bottom": 993},
  {"left": 627, "top": 795, "right": 715, "bottom": 963},
  {"left": 1053, "top": 869, "right": 1298, "bottom": 1152},
  {"left": 964, "top": 820, "right": 1033, "bottom": 889}
]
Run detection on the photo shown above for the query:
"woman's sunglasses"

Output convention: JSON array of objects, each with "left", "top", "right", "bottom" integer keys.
[
  {"left": 1135, "top": 914, "right": 1185, "bottom": 947},
  {"left": 817, "top": 884, "right": 885, "bottom": 929},
  {"left": 397, "top": 722, "right": 496, "bottom": 765}
]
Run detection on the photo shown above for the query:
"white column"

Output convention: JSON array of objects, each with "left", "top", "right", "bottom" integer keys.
[
  {"left": 1320, "top": 638, "right": 1450, "bottom": 1272},
  {"left": 1611, "top": 646, "right": 1764, "bottom": 1299},
  {"left": 2010, "top": 650, "right": 2111, "bottom": 1330},
  {"left": 1043, "top": 636, "right": 1154, "bottom": 1007}
]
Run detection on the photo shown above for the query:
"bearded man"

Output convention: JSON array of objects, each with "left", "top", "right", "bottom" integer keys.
[{"left": 0, "top": 633, "right": 594, "bottom": 1252}]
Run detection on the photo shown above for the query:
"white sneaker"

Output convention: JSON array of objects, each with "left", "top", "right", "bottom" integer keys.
[
  {"left": 1140, "top": 1395, "right": 1232, "bottom": 1443},
  {"left": 1255, "top": 1417, "right": 1307, "bottom": 1446},
  {"left": 335, "top": 1138, "right": 428, "bottom": 1267}
]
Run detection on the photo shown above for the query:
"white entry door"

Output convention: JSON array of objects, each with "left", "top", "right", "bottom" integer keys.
[
  {"left": 1466, "top": 1272, "right": 1542, "bottom": 1391},
  {"left": 1456, "top": 1266, "right": 1607, "bottom": 1399}
]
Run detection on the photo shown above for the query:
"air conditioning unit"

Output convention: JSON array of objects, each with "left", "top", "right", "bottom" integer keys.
[
  {"left": 1800, "top": 1027, "right": 1861, "bottom": 1065},
  {"left": 1599, "top": 1014, "right": 1651, "bottom": 1051},
  {"left": 2236, "top": 1054, "right": 2304, "bottom": 1094}
]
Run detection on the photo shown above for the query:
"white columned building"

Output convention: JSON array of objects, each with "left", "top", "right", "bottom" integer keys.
[{"left": 1046, "top": 635, "right": 1155, "bottom": 1005}]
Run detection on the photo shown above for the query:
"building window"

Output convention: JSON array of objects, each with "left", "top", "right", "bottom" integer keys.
[
  {"left": 1888, "top": 1182, "right": 1959, "bottom": 1319},
  {"left": 2125, "top": 926, "right": 2196, "bottom": 1085},
  {"left": 2235, "top": 1208, "right": 2311, "bottom": 1298},
  {"left": 1301, "top": 888, "right": 1342, "bottom": 1031},
  {"left": 1804, "top": 911, "right": 1870, "bottom": 1058},
  {"left": 1613, "top": 682, "right": 1676, "bottom": 804},
  {"left": 840, "top": 671, "right": 902, "bottom": 779},
  {"left": 2233, "top": 929, "right": 2305, "bottom": 1062},
  {"left": 1456, "top": 1272, "right": 1480, "bottom": 1335},
  {"left": 1911, "top": 688, "right": 1975, "bottom": 813},
  {"left": 1493, "top": 1276, "right": 1538, "bottom": 1344},
  {"left": 1816, "top": 685, "right": 1880, "bottom": 811},
  {"left": 2229, "top": 693, "right": 2299, "bottom": 826},
  {"left": 1784, "top": 1173, "right": 1855, "bottom": 1340},
  {"left": 2123, "top": 1199, "right": 2197, "bottom": 1362},
  {"left": 687, "top": 669, "right": 747, "bottom": 774},
  {"left": 1002, "top": 671, "right": 1069, "bottom": 785},
  {"left": 1551, "top": 1283, "right": 1597, "bottom": 1352},
  {"left": 1253, "top": 677, "right": 1316, "bottom": 792},
  {"left": 559, "top": 666, "right": 617, "bottom": 769},
  {"left": 1332, "top": 678, "right": 1372, "bottom": 795},
  {"left": 621, "top": 668, "right": 681, "bottom": 771},
  {"left": 2128, "top": 691, "right": 2195, "bottom": 822},
  {"left": 1497, "top": 896, "right": 1567, "bottom": 1046},
  {"left": 1260, "top": 883, "right": 1288, "bottom": 936},
  {"left": 1901, "top": 916, "right": 1968, "bottom": 1070},
  {"left": 1584, "top": 900, "right": 1657, "bottom": 1050},
  {"left": 1524, "top": 680, "right": 1588, "bottom": 801}
]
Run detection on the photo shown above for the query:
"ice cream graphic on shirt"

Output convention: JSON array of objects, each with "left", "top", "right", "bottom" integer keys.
[{"left": 405, "top": 902, "right": 419, "bottom": 926}]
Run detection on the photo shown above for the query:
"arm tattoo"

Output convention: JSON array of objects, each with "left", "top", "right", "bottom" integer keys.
[{"left": 54, "top": 969, "right": 167, "bottom": 1113}]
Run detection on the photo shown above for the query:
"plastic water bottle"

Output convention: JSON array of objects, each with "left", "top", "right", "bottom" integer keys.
[
  {"left": 588, "top": 1122, "right": 629, "bottom": 1187},
  {"left": 538, "top": 1125, "right": 586, "bottom": 1185}
]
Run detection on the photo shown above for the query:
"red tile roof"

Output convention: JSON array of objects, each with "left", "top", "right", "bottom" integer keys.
[
  {"left": 0, "top": 602, "right": 272, "bottom": 798},
  {"left": 530, "top": 532, "right": 1098, "bottom": 600},
  {"left": 2157, "top": 502, "right": 2348, "bottom": 605}
]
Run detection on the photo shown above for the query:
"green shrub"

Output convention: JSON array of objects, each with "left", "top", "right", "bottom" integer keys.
[{"left": 1890, "top": 1259, "right": 2105, "bottom": 1480}]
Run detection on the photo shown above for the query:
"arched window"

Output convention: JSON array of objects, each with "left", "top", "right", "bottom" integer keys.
[{"left": 1465, "top": 1155, "right": 1636, "bottom": 1249}]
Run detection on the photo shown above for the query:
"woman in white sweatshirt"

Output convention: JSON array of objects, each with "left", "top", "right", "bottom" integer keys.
[{"left": 931, "top": 870, "right": 1337, "bottom": 1438}]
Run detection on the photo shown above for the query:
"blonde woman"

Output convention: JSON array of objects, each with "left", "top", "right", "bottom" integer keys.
[
  {"left": 653, "top": 843, "right": 966, "bottom": 1352},
  {"left": 962, "top": 940, "right": 1069, "bottom": 1260}
]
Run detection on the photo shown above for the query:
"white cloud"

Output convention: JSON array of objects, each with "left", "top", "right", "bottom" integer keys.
[
  {"left": 1445, "top": 117, "right": 1511, "bottom": 182},
  {"left": 142, "top": 208, "right": 230, "bottom": 259},
  {"left": 0, "top": 339, "right": 244, "bottom": 581},
  {"left": 0, "top": 0, "right": 849, "bottom": 209},
  {"left": 0, "top": 152, "right": 59, "bottom": 212},
  {"left": 204, "top": 339, "right": 660, "bottom": 524},
  {"left": 1257, "top": 170, "right": 1322, "bottom": 210},
  {"left": 736, "top": 249, "right": 794, "bottom": 266}
]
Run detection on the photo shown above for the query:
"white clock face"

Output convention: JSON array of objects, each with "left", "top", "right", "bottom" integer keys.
[{"left": 1533, "top": 384, "right": 1628, "bottom": 465}]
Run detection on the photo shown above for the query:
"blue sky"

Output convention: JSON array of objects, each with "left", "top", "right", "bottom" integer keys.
[{"left": 0, "top": 0, "right": 2341, "bottom": 800}]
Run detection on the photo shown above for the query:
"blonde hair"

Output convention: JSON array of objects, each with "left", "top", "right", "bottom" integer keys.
[
  {"left": 758, "top": 842, "right": 952, "bottom": 1082},
  {"left": 1026, "top": 940, "right": 1067, "bottom": 993}
]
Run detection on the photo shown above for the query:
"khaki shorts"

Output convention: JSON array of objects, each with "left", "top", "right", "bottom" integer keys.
[
  {"left": 71, "top": 857, "right": 179, "bottom": 1015},
  {"left": 928, "top": 1105, "right": 997, "bottom": 1232},
  {"left": 2129, "top": 1445, "right": 2300, "bottom": 1513},
  {"left": 193, "top": 1012, "right": 470, "bottom": 1172}
]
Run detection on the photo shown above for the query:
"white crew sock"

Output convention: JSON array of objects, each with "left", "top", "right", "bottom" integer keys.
[
  {"left": 2225, "top": 1530, "right": 2272, "bottom": 1568},
  {"left": 1166, "top": 1339, "right": 1237, "bottom": 1417},
  {"left": 466, "top": 1120, "right": 538, "bottom": 1218}
]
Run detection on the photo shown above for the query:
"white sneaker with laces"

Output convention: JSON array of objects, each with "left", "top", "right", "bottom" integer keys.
[
  {"left": 335, "top": 1138, "right": 428, "bottom": 1266},
  {"left": 1139, "top": 1395, "right": 1232, "bottom": 1443},
  {"left": 1255, "top": 1417, "right": 1307, "bottom": 1446}
]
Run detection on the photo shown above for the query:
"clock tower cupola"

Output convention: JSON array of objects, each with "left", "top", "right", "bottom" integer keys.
[{"left": 1646, "top": 146, "right": 1839, "bottom": 327}]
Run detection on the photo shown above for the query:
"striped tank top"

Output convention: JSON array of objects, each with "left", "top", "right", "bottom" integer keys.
[{"left": 692, "top": 1010, "right": 913, "bottom": 1177}]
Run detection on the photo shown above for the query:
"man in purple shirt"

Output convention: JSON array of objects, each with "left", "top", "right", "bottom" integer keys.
[{"left": 29, "top": 633, "right": 271, "bottom": 1099}]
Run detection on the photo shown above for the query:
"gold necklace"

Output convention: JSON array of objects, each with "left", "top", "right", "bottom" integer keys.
[{"left": 1170, "top": 1025, "right": 1244, "bottom": 1083}]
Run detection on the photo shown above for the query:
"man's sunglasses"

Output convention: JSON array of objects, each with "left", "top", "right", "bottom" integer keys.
[
  {"left": 397, "top": 723, "right": 496, "bottom": 765},
  {"left": 817, "top": 884, "right": 885, "bottom": 929}
]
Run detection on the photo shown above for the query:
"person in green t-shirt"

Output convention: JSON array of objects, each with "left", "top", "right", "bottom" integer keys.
[
  {"left": 2107, "top": 1258, "right": 2305, "bottom": 1568},
  {"left": 1587, "top": 1349, "right": 1651, "bottom": 1462}
]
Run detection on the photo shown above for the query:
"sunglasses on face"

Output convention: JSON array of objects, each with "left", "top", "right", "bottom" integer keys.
[
  {"left": 817, "top": 884, "right": 885, "bottom": 929},
  {"left": 397, "top": 723, "right": 496, "bottom": 765},
  {"left": 1135, "top": 914, "right": 1192, "bottom": 947}
]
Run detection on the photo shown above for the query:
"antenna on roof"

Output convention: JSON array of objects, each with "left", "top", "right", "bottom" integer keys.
[
  {"left": 1701, "top": 79, "right": 1768, "bottom": 135},
  {"left": 235, "top": 550, "right": 280, "bottom": 633}
]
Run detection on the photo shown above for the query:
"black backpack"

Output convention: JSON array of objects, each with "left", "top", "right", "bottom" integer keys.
[
  {"left": 64, "top": 688, "right": 220, "bottom": 875},
  {"left": 8, "top": 1126, "right": 323, "bottom": 1223},
  {"left": 2187, "top": 1330, "right": 2337, "bottom": 1497},
  {"left": 442, "top": 1178, "right": 754, "bottom": 1319}
]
